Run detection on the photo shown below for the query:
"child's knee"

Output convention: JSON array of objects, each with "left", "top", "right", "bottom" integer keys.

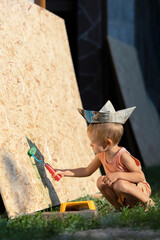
[
  {"left": 97, "top": 176, "right": 105, "bottom": 190},
  {"left": 113, "top": 179, "right": 127, "bottom": 193}
]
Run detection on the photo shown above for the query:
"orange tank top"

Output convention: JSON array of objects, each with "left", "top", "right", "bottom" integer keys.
[
  {"left": 99, "top": 147, "right": 151, "bottom": 196},
  {"left": 99, "top": 147, "right": 141, "bottom": 174}
]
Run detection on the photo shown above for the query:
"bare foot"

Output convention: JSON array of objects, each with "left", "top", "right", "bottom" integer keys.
[{"left": 144, "top": 198, "right": 155, "bottom": 211}]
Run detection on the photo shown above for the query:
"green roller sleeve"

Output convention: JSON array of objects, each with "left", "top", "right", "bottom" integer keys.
[{"left": 28, "top": 146, "right": 37, "bottom": 157}]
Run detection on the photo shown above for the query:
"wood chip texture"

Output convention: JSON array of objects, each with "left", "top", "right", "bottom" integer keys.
[{"left": 0, "top": 0, "right": 100, "bottom": 218}]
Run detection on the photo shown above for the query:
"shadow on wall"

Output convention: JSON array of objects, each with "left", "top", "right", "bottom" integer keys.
[
  {"left": 1, "top": 149, "right": 60, "bottom": 216},
  {"left": 2, "top": 153, "right": 33, "bottom": 215},
  {"left": 28, "top": 143, "right": 60, "bottom": 206}
]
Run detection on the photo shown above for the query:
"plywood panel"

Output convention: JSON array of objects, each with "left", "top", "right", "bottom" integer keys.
[
  {"left": 0, "top": 0, "right": 100, "bottom": 218},
  {"left": 107, "top": 36, "right": 160, "bottom": 166}
]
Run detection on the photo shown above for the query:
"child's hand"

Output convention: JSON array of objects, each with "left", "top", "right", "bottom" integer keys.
[
  {"left": 52, "top": 170, "right": 64, "bottom": 180},
  {"left": 102, "top": 173, "right": 118, "bottom": 187}
]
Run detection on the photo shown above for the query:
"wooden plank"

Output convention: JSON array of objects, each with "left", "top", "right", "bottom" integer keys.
[
  {"left": 107, "top": 36, "right": 160, "bottom": 166},
  {"left": 40, "top": 0, "right": 46, "bottom": 8},
  {"left": 31, "top": 0, "right": 46, "bottom": 8},
  {"left": 0, "top": 0, "right": 100, "bottom": 218}
]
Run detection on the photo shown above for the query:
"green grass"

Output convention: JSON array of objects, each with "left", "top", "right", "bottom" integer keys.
[{"left": 0, "top": 166, "right": 160, "bottom": 240}]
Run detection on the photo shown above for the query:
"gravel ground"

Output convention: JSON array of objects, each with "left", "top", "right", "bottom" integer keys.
[{"left": 56, "top": 228, "right": 160, "bottom": 240}]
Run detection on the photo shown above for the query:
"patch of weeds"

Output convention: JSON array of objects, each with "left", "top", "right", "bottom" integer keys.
[
  {"left": 120, "top": 201, "right": 160, "bottom": 229},
  {"left": 4, "top": 213, "right": 49, "bottom": 240},
  {"left": 99, "top": 211, "right": 122, "bottom": 228},
  {"left": 1, "top": 193, "right": 160, "bottom": 240},
  {"left": 46, "top": 204, "right": 61, "bottom": 213},
  {"left": 49, "top": 214, "right": 100, "bottom": 233},
  {"left": 100, "top": 199, "right": 160, "bottom": 230}
]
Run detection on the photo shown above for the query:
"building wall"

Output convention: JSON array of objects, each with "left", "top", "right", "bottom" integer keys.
[{"left": 107, "top": 0, "right": 160, "bottom": 115}]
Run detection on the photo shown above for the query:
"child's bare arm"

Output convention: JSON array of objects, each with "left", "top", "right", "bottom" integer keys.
[
  {"left": 119, "top": 152, "right": 145, "bottom": 182},
  {"left": 103, "top": 152, "right": 145, "bottom": 186},
  {"left": 53, "top": 154, "right": 101, "bottom": 178}
]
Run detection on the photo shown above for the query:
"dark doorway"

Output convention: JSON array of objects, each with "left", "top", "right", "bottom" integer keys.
[{"left": 46, "top": 0, "right": 78, "bottom": 78}]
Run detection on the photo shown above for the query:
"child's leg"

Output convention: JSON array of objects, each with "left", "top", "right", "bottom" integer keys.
[
  {"left": 113, "top": 180, "right": 154, "bottom": 208},
  {"left": 97, "top": 176, "right": 122, "bottom": 210}
]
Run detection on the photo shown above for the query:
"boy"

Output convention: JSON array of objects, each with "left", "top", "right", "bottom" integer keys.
[{"left": 53, "top": 101, "right": 154, "bottom": 210}]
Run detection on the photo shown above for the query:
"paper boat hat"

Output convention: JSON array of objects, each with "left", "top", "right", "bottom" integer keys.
[{"left": 78, "top": 100, "right": 136, "bottom": 124}]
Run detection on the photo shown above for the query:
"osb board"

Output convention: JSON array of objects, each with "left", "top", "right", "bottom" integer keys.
[
  {"left": 107, "top": 36, "right": 160, "bottom": 166},
  {"left": 0, "top": 0, "right": 100, "bottom": 218}
]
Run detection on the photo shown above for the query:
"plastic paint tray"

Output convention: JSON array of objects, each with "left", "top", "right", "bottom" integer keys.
[{"left": 60, "top": 200, "right": 96, "bottom": 212}]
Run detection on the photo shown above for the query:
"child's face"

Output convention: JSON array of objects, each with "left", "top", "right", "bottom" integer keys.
[{"left": 87, "top": 131, "right": 106, "bottom": 154}]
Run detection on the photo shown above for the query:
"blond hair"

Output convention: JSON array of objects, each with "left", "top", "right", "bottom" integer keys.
[{"left": 87, "top": 122, "right": 124, "bottom": 144}]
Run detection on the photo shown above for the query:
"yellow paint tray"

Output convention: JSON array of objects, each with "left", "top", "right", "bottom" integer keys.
[{"left": 60, "top": 200, "right": 96, "bottom": 212}]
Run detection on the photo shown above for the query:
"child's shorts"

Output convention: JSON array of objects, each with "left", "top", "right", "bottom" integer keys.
[{"left": 118, "top": 181, "right": 151, "bottom": 207}]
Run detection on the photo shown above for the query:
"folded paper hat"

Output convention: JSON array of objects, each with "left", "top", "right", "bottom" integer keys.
[{"left": 78, "top": 100, "right": 136, "bottom": 124}]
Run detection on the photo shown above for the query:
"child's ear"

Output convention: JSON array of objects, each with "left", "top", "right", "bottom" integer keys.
[
  {"left": 106, "top": 138, "right": 112, "bottom": 146},
  {"left": 103, "top": 138, "right": 112, "bottom": 151}
]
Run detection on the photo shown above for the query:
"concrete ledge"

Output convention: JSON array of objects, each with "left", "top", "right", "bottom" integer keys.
[{"left": 39, "top": 210, "right": 98, "bottom": 220}]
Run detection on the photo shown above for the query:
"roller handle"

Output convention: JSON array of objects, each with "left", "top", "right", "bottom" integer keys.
[{"left": 44, "top": 163, "right": 62, "bottom": 181}]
